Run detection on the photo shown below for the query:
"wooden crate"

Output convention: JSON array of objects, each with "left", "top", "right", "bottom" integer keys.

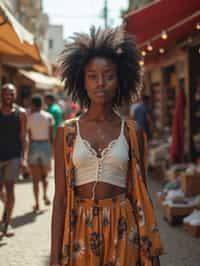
[
  {"left": 163, "top": 205, "right": 194, "bottom": 225},
  {"left": 184, "top": 223, "right": 200, "bottom": 238},
  {"left": 181, "top": 173, "right": 200, "bottom": 196}
]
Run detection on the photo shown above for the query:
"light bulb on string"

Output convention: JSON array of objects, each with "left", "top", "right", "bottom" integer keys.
[
  {"left": 139, "top": 60, "right": 144, "bottom": 67},
  {"left": 161, "top": 30, "right": 168, "bottom": 40},
  {"left": 159, "top": 48, "right": 165, "bottom": 54},
  {"left": 196, "top": 23, "right": 200, "bottom": 31},
  {"left": 141, "top": 50, "right": 146, "bottom": 57},
  {"left": 147, "top": 43, "right": 153, "bottom": 52}
]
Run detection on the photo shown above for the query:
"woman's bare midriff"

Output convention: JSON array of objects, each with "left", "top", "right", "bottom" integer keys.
[{"left": 75, "top": 182, "right": 126, "bottom": 200}]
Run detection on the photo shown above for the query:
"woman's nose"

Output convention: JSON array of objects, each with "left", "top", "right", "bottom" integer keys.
[{"left": 97, "top": 75, "right": 105, "bottom": 86}]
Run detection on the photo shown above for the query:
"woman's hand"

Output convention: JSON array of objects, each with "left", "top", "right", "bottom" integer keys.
[{"left": 152, "top": 256, "right": 160, "bottom": 266}]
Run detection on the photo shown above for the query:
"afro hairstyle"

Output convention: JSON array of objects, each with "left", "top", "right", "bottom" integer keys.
[{"left": 59, "top": 26, "right": 141, "bottom": 108}]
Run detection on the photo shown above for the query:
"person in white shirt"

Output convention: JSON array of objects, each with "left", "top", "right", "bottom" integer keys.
[{"left": 27, "top": 95, "right": 54, "bottom": 211}]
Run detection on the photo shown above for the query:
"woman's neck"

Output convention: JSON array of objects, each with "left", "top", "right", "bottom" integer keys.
[{"left": 85, "top": 103, "right": 117, "bottom": 121}]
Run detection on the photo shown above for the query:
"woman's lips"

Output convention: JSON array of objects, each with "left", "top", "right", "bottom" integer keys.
[{"left": 95, "top": 91, "right": 106, "bottom": 96}]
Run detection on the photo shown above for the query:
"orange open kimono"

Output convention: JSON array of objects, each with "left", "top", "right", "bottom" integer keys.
[{"left": 61, "top": 118, "right": 164, "bottom": 266}]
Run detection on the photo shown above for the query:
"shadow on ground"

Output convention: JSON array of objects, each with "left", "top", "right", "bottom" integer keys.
[{"left": 12, "top": 210, "right": 46, "bottom": 229}]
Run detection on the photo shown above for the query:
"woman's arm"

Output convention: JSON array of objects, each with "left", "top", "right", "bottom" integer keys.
[
  {"left": 50, "top": 126, "right": 67, "bottom": 265},
  {"left": 152, "top": 256, "right": 160, "bottom": 266}
]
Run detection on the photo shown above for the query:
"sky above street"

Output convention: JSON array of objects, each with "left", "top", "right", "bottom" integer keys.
[{"left": 43, "top": 0, "right": 128, "bottom": 39}]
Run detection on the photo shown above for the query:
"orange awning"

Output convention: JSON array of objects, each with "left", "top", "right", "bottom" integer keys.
[
  {"left": 19, "top": 70, "right": 63, "bottom": 90},
  {"left": 125, "top": 0, "right": 200, "bottom": 62},
  {"left": 0, "top": 3, "right": 41, "bottom": 64}
]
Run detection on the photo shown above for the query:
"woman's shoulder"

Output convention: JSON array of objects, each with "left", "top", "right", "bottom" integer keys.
[
  {"left": 125, "top": 118, "right": 144, "bottom": 134},
  {"left": 124, "top": 118, "right": 138, "bottom": 132},
  {"left": 63, "top": 117, "right": 78, "bottom": 129},
  {"left": 56, "top": 117, "right": 78, "bottom": 141}
]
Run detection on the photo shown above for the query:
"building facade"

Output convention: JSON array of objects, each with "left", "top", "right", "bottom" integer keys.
[
  {"left": 13, "top": 0, "right": 49, "bottom": 55},
  {"left": 48, "top": 25, "right": 65, "bottom": 64}
]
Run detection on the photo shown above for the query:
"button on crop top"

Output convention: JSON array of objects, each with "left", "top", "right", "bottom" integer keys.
[{"left": 72, "top": 118, "right": 129, "bottom": 189}]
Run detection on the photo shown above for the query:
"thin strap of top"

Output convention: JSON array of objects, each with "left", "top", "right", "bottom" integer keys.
[
  {"left": 76, "top": 118, "right": 80, "bottom": 136},
  {"left": 120, "top": 119, "right": 125, "bottom": 136}
]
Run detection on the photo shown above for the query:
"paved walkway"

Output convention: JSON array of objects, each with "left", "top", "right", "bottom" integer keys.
[
  {"left": 0, "top": 176, "right": 54, "bottom": 266},
  {"left": 0, "top": 175, "right": 200, "bottom": 266}
]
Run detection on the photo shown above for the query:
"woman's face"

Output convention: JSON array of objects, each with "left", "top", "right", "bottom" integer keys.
[{"left": 84, "top": 57, "right": 118, "bottom": 105}]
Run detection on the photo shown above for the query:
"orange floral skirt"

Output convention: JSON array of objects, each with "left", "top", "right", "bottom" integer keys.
[{"left": 62, "top": 194, "right": 140, "bottom": 266}]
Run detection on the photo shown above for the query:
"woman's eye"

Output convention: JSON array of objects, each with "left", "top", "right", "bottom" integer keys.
[
  {"left": 88, "top": 74, "right": 97, "bottom": 80},
  {"left": 106, "top": 74, "right": 115, "bottom": 80}
]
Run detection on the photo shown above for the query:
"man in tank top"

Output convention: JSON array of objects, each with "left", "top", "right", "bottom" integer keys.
[{"left": 0, "top": 83, "right": 28, "bottom": 237}]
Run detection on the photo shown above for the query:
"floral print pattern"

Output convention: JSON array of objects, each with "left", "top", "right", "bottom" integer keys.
[
  {"left": 60, "top": 118, "right": 164, "bottom": 266},
  {"left": 70, "top": 209, "right": 77, "bottom": 231},
  {"left": 72, "top": 240, "right": 85, "bottom": 258},
  {"left": 128, "top": 227, "right": 139, "bottom": 247},
  {"left": 140, "top": 236, "right": 153, "bottom": 260},
  {"left": 102, "top": 208, "right": 110, "bottom": 226},
  {"left": 118, "top": 217, "right": 127, "bottom": 240},
  {"left": 89, "top": 232, "right": 103, "bottom": 256}
]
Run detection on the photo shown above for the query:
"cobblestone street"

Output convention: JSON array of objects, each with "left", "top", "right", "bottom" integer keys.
[{"left": 0, "top": 175, "right": 200, "bottom": 266}]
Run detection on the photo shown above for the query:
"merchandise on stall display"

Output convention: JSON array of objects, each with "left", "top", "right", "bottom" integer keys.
[
  {"left": 183, "top": 209, "right": 200, "bottom": 224},
  {"left": 183, "top": 209, "right": 200, "bottom": 238},
  {"left": 163, "top": 204, "right": 195, "bottom": 225},
  {"left": 181, "top": 172, "right": 200, "bottom": 196}
]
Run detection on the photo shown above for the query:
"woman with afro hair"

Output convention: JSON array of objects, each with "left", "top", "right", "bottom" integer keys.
[{"left": 50, "top": 26, "right": 164, "bottom": 266}]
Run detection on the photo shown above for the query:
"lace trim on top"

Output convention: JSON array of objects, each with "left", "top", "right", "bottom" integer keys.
[
  {"left": 76, "top": 119, "right": 125, "bottom": 159},
  {"left": 81, "top": 137, "right": 121, "bottom": 158}
]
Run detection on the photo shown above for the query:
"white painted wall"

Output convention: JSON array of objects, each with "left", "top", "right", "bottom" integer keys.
[{"left": 48, "top": 25, "right": 65, "bottom": 64}]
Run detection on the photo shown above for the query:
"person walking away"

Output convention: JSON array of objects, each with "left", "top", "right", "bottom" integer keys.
[
  {"left": 0, "top": 83, "right": 28, "bottom": 237},
  {"left": 130, "top": 95, "right": 152, "bottom": 139},
  {"left": 27, "top": 95, "right": 54, "bottom": 211},
  {"left": 45, "top": 93, "right": 62, "bottom": 137}
]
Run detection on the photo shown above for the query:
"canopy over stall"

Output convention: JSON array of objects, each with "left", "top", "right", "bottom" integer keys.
[
  {"left": 124, "top": 0, "right": 200, "bottom": 64},
  {"left": 0, "top": 3, "right": 42, "bottom": 65},
  {"left": 19, "top": 69, "right": 62, "bottom": 90}
]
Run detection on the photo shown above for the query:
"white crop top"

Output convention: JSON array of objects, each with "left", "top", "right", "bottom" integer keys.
[{"left": 72, "top": 118, "right": 129, "bottom": 194}]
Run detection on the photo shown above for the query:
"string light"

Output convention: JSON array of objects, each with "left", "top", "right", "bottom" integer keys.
[
  {"left": 139, "top": 60, "right": 144, "bottom": 66},
  {"left": 161, "top": 30, "right": 168, "bottom": 40},
  {"left": 159, "top": 48, "right": 165, "bottom": 54},
  {"left": 141, "top": 50, "right": 146, "bottom": 56},
  {"left": 198, "top": 47, "right": 200, "bottom": 54},
  {"left": 147, "top": 43, "right": 153, "bottom": 51},
  {"left": 140, "top": 11, "right": 200, "bottom": 50}
]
